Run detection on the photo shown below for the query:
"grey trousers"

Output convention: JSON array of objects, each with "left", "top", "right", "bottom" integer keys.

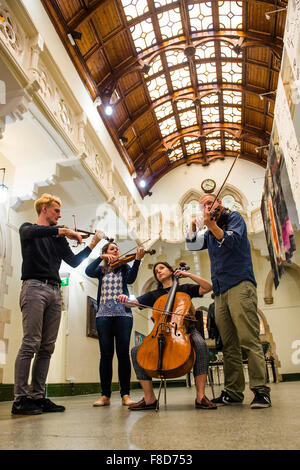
[
  {"left": 131, "top": 326, "right": 208, "bottom": 380},
  {"left": 14, "top": 280, "right": 62, "bottom": 400}
]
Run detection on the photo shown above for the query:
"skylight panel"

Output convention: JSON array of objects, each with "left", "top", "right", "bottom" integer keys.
[
  {"left": 224, "top": 134, "right": 241, "bottom": 152},
  {"left": 168, "top": 146, "right": 183, "bottom": 162},
  {"left": 179, "top": 109, "right": 197, "bottom": 128},
  {"left": 223, "top": 106, "right": 242, "bottom": 123},
  {"left": 176, "top": 99, "right": 194, "bottom": 111},
  {"left": 147, "top": 74, "right": 169, "bottom": 101},
  {"left": 157, "top": 7, "right": 183, "bottom": 40},
  {"left": 196, "top": 62, "right": 217, "bottom": 84},
  {"left": 195, "top": 42, "right": 216, "bottom": 60},
  {"left": 170, "top": 66, "right": 191, "bottom": 91},
  {"left": 165, "top": 49, "right": 187, "bottom": 68},
  {"left": 145, "top": 55, "right": 164, "bottom": 77},
  {"left": 201, "top": 93, "right": 219, "bottom": 105},
  {"left": 154, "top": 101, "right": 173, "bottom": 120},
  {"left": 159, "top": 116, "right": 177, "bottom": 137},
  {"left": 223, "top": 91, "right": 242, "bottom": 106},
  {"left": 206, "top": 140, "right": 222, "bottom": 152},
  {"left": 201, "top": 106, "right": 220, "bottom": 123},
  {"left": 221, "top": 61, "right": 242, "bottom": 83},
  {"left": 130, "top": 19, "right": 156, "bottom": 52},
  {"left": 220, "top": 41, "right": 240, "bottom": 58},
  {"left": 121, "top": 0, "right": 149, "bottom": 20},
  {"left": 189, "top": 2, "right": 214, "bottom": 31},
  {"left": 206, "top": 131, "right": 222, "bottom": 152},
  {"left": 218, "top": 1, "right": 243, "bottom": 30},
  {"left": 185, "top": 137, "right": 202, "bottom": 155},
  {"left": 154, "top": 0, "right": 177, "bottom": 8}
]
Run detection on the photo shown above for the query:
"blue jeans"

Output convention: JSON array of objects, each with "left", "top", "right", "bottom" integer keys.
[{"left": 96, "top": 316, "right": 133, "bottom": 398}]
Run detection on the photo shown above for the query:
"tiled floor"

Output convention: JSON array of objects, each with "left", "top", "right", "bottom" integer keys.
[{"left": 0, "top": 382, "right": 299, "bottom": 450}]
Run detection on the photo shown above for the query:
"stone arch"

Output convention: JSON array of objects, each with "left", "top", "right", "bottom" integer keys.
[
  {"left": 264, "top": 262, "right": 300, "bottom": 304},
  {"left": 257, "top": 307, "right": 282, "bottom": 382}
]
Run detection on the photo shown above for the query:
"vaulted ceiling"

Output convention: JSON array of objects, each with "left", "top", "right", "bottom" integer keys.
[{"left": 42, "top": 0, "right": 288, "bottom": 197}]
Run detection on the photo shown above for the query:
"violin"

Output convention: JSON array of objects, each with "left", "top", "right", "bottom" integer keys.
[
  {"left": 75, "top": 228, "right": 114, "bottom": 243},
  {"left": 136, "top": 262, "right": 195, "bottom": 379},
  {"left": 109, "top": 249, "right": 156, "bottom": 269},
  {"left": 71, "top": 215, "right": 114, "bottom": 242}
]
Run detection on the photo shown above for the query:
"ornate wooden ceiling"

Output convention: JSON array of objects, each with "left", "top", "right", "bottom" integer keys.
[{"left": 42, "top": 0, "right": 288, "bottom": 197}]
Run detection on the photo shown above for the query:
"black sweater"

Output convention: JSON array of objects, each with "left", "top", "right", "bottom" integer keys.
[{"left": 19, "top": 223, "right": 92, "bottom": 283}]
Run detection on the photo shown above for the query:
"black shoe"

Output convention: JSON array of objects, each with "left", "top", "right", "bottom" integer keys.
[
  {"left": 211, "top": 390, "right": 243, "bottom": 406},
  {"left": 11, "top": 397, "right": 43, "bottom": 415},
  {"left": 33, "top": 397, "right": 65, "bottom": 413},
  {"left": 250, "top": 392, "right": 271, "bottom": 409}
]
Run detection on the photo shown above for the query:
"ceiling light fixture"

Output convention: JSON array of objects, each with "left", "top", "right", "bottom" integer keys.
[
  {"left": 105, "top": 104, "right": 113, "bottom": 116},
  {"left": 265, "top": 8, "right": 287, "bottom": 20},
  {"left": 259, "top": 91, "right": 276, "bottom": 100},
  {"left": 255, "top": 145, "right": 269, "bottom": 153},
  {"left": 93, "top": 96, "right": 102, "bottom": 107},
  {"left": 139, "top": 179, "right": 146, "bottom": 188},
  {"left": 67, "top": 31, "right": 82, "bottom": 46}
]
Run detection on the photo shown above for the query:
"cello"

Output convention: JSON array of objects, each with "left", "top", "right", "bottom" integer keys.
[{"left": 136, "top": 262, "right": 195, "bottom": 380}]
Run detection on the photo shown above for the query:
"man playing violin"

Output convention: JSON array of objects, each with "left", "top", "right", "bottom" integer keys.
[
  {"left": 186, "top": 194, "right": 271, "bottom": 409},
  {"left": 117, "top": 262, "right": 217, "bottom": 411},
  {"left": 12, "top": 193, "right": 105, "bottom": 416},
  {"left": 85, "top": 241, "right": 145, "bottom": 407}
]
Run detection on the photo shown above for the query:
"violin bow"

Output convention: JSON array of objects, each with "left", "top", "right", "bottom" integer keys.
[
  {"left": 116, "top": 299, "right": 197, "bottom": 322},
  {"left": 211, "top": 154, "right": 240, "bottom": 207},
  {"left": 115, "top": 238, "right": 152, "bottom": 259}
]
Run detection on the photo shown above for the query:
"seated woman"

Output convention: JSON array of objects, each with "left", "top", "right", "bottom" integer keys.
[
  {"left": 85, "top": 241, "right": 145, "bottom": 407},
  {"left": 118, "top": 262, "right": 217, "bottom": 411}
]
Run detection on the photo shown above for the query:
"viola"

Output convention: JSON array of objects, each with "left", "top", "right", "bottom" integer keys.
[
  {"left": 136, "top": 262, "right": 195, "bottom": 379},
  {"left": 209, "top": 203, "right": 224, "bottom": 221},
  {"left": 109, "top": 249, "right": 156, "bottom": 269}
]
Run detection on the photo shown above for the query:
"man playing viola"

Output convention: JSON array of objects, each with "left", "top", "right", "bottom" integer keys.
[{"left": 186, "top": 194, "right": 271, "bottom": 409}]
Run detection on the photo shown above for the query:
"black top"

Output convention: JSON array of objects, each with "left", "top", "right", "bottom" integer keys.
[
  {"left": 137, "top": 283, "right": 203, "bottom": 308},
  {"left": 19, "top": 222, "right": 92, "bottom": 283}
]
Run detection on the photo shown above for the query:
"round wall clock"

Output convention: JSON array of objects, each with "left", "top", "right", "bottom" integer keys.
[{"left": 201, "top": 179, "right": 216, "bottom": 193}]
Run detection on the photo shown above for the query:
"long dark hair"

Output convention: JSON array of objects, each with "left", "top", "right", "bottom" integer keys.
[
  {"left": 153, "top": 262, "right": 174, "bottom": 289},
  {"left": 101, "top": 241, "right": 119, "bottom": 274}
]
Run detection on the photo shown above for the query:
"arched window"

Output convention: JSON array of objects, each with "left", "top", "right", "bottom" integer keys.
[{"left": 222, "top": 194, "right": 243, "bottom": 211}]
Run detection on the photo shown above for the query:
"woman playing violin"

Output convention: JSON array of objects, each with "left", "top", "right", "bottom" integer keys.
[
  {"left": 85, "top": 241, "right": 145, "bottom": 407},
  {"left": 117, "top": 262, "right": 217, "bottom": 411}
]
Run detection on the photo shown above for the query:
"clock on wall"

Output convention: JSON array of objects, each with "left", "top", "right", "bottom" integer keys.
[{"left": 201, "top": 179, "right": 216, "bottom": 193}]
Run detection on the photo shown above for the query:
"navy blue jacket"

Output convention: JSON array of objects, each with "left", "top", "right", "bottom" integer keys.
[
  {"left": 85, "top": 257, "right": 141, "bottom": 312},
  {"left": 186, "top": 210, "right": 256, "bottom": 295}
]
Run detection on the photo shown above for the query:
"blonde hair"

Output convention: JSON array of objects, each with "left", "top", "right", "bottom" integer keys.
[{"left": 34, "top": 193, "right": 62, "bottom": 215}]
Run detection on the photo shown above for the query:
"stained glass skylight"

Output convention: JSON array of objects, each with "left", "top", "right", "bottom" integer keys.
[{"left": 121, "top": 0, "right": 245, "bottom": 163}]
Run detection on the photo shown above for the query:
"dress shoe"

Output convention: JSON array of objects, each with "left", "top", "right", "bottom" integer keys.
[
  {"left": 195, "top": 396, "right": 217, "bottom": 409},
  {"left": 128, "top": 398, "right": 158, "bottom": 411},
  {"left": 122, "top": 395, "right": 136, "bottom": 406},
  {"left": 93, "top": 396, "right": 110, "bottom": 407}
]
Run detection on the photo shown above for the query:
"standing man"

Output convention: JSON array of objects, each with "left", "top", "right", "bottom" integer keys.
[
  {"left": 186, "top": 194, "right": 271, "bottom": 409},
  {"left": 12, "top": 193, "right": 105, "bottom": 415}
]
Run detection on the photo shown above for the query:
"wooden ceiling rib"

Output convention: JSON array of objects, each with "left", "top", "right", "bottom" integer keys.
[{"left": 42, "top": 0, "right": 288, "bottom": 197}]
